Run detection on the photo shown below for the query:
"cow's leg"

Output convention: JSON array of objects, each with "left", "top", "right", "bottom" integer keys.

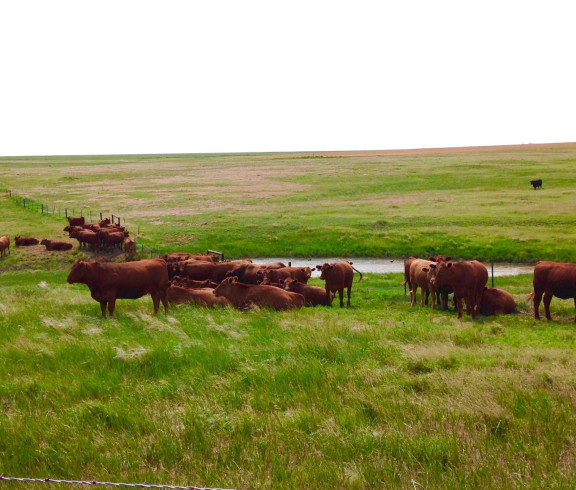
[
  {"left": 108, "top": 299, "right": 116, "bottom": 318},
  {"left": 161, "top": 291, "right": 169, "bottom": 314},
  {"left": 152, "top": 293, "right": 161, "bottom": 314},
  {"left": 455, "top": 295, "right": 463, "bottom": 319},
  {"left": 325, "top": 288, "right": 332, "bottom": 306},
  {"left": 338, "top": 289, "right": 344, "bottom": 308},
  {"left": 543, "top": 292, "right": 553, "bottom": 321},
  {"left": 424, "top": 289, "right": 429, "bottom": 306},
  {"left": 99, "top": 301, "right": 108, "bottom": 317},
  {"left": 410, "top": 286, "right": 417, "bottom": 306},
  {"left": 346, "top": 286, "right": 351, "bottom": 307}
]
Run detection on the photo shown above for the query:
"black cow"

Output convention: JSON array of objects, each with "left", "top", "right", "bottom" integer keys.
[{"left": 530, "top": 179, "right": 542, "bottom": 189}]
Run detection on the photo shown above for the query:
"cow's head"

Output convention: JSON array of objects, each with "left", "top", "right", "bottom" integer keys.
[
  {"left": 67, "top": 259, "right": 89, "bottom": 284},
  {"left": 213, "top": 276, "right": 237, "bottom": 296},
  {"left": 40, "top": 239, "right": 48, "bottom": 246},
  {"left": 317, "top": 263, "right": 333, "bottom": 280},
  {"left": 428, "top": 261, "right": 453, "bottom": 288}
]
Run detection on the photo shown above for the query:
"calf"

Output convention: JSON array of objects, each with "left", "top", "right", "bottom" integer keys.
[
  {"left": 40, "top": 239, "right": 73, "bottom": 251},
  {"left": 0, "top": 235, "right": 10, "bottom": 257},
  {"left": 213, "top": 276, "right": 305, "bottom": 310},
  {"left": 528, "top": 261, "right": 576, "bottom": 322},
  {"left": 316, "top": 261, "right": 362, "bottom": 307},
  {"left": 409, "top": 259, "right": 435, "bottom": 307},
  {"left": 283, "top": 279, "right": 333, "bottom": 306},
  {"left": 479, "top": 287, "right": 517, "bottom": 316},
  {"left": 15, "top": 236, "right": 39, "bottom": 246}
]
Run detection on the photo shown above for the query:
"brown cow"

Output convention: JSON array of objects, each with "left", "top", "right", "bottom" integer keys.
[
  {"left": 40, "top": 239, "right": 73, "bottom": 251},
  {"left": 409, "top": 259, "right": 435, "bottom": 307},
  {"left": 70, "top": 230, "right": 99, "bottom": 248},
  {"left": 528, "top": 261, "right": 576, "bottom": 322},
  {"left": 15, "top": 236, "right": 39, "bottom": 246},
  {"left": 0, "top": 235, "right": 9, "bottom": 257},
  {"left": 316, "top": 261, "right": 362, "bottom": 307},
  {"left": 67, "top": 216, "right": 85, "bottom": 226},
  {"left": 428, "top": 260, "right": 488, "bottom": 319},
  {"left": 182, "top": 260, "right": 250, "bottom": 283},
  {"left": 259, "top": 266, "right": 312, "bottom": 285},
  {"left": 213, "top": 276, "right": 305, "bottom": 310},
  {"left": 283, "top": 279, "right": 333, "bottom": 306},
  {"left": 123, "top": 238, "right": 136, "bottom": 258},
  {"left": 479, "top": 287, "right": 517, "bottom": 316},
  {"left": 66, "top": 258, "right": 169, "bottom": 317},
  {"left": 167, "top": 286, "right": 231, "bottom": 307},
  {"left": 227, "top": 262, "right": 286, "bottom": 284},
  {"left": 171, "top": 276, "right": 218, "bottom": 289}
]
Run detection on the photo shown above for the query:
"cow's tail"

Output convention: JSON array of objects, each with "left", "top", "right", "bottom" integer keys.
[
  {"left": 352, "top": 266, "right": 363, "bottom": 282},
  {"left": 526, "top": 290, "right": 535, "bottom": 303}
]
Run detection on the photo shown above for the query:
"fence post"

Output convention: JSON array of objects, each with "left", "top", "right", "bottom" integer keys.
[
  {"left": 41, "top": 204, "right": 44, "bottom": 214},
  {"left": 65, "top": 208, "right": 68, "bottom": 218}
]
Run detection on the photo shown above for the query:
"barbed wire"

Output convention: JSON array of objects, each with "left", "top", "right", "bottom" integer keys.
[{"left": 0, "top": 475, "right": 232, "bottom": 490}]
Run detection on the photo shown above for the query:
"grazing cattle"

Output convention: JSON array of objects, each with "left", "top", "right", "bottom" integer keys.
[
  {"left": 123, "top": 238, "right": 136, "bottom": 258},
  {"left": 67, "top": 258, "right": 169, "bottom": 317},
  {"left": 428, "top": 260, "right": 488, "bottom": 319},
  {"left": 316, "top": 261, "right": 362, "bottom": 307},
  {"left": 530, "top": 179, "right": 543, "bottom": 189},
  {"left": 259, "top": 266, "right": 312, "bottom": 285},
  {"left": 227, "top": 262, "right": 286, "bottom": 284},
  {"left": 182, "top": 260, "right": 250, "bottom": 283},
  {"left": 528, "top": 261, "right": 576, "bottom": 322},
  {"left": 15, "top": 236, "right": 39, "bottom": 246},
  {"left": 40, "top": 239, "right": 73, "bottom": 251},
  {"left": 167, "top": 286, "right": 231, "bottom": 307},
  {"left": 67, "top": 216, "right": 85, "bottom": 226},
  {"left": 409, "top": 259, "right": 435, "bottom": 307},
  {"left": 479, "top": 287, "right": 517, "bottom": 316},
  {"left": 213, "top": 276, "right": 305, "bottom": 310},
  {"left": 0, "top": 235, "right": 10, "bottom": 257},
  {"left": 283, "top": 279, "right": 333, "bottom": 306},
  {"left": 163, "top": 252, "right": 220, "bottom": 279}
]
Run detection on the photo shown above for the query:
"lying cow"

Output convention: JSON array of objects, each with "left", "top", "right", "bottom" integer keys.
[
  {"left": 528, "top": 260, "right": 576, "bottom": 322},
  {"left": 41, "top": 239, "right": 73, "bottom": 251},
  {"left": 259, "top": 266, "right": 312, "bottom": 285},
  {"left": 171, "top": 276, "right": 218, "bottom": 289},
  {"left": 167, "top": 286, "right": 231, "bottom": 307},
  {"left": 15, "top": 236, "right": 39, "bottom": 246},
  {"left": 316, "top": 261, "right": 362, "bottom": 307},
  {"left": 428, "top": 260, "right": 488, "bottom": 319},
  {"left": 67, "top": 258, "right": 170, "bottom": 317},
  {"left": 182, "top": 260, "right": 251, "bottom": 283},
  {"left": 213, "top": 276, "right": 305, "bottom": 310},
  {"left": 479, "top": 287, "right": 517, "bottom": 316},
  {"left": 226, "top": 262, "right": 286, "bottom": 284},
  {"left": 283, "top": 279, "right": 333, "bottom": 306},
  {"left": 0, "top": 235, "right": 9, "bottom": 257}
]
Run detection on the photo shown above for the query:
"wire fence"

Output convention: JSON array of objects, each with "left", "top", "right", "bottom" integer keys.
[
  {"left": 0, "top": 186, "right": 163, "bottom": 259},
  {"left": 0, "top": 475, "right": 232, "bottom": 490}
]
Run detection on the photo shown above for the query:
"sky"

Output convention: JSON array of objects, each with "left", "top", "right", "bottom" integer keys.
[{"left": 1, "top": 1, "right": 574, "bottom": 156}]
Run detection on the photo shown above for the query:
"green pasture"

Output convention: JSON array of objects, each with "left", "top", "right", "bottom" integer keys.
[{"left": 1, "top": 145, "right": 576, "bottom": 261}]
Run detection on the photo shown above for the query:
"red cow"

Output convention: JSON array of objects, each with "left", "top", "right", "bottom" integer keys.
[
  {"left": 316, "top": 261, "right": 362, "bottom": 307},
  {"left": 167, "top": 286, "right": 231, "bottom": 307},
  {"left": 67, "top": 258, "right": 169, "bottom": 317},
  {"left": 182, "top": 260, "right": 250, "bottom": 283},
  {"left": 170, "top": 277, "right": 218, "bottom": 289},
  {"left": 409, "top": 259, "right": 435, "bottom": 307},
  {"left": 0, "top": 235, "right": 9, "bottom": 257},
  {"left": 123, "top": 238, "right": 136, "bottom": 258},
  {"left": 227, "top": 262, "right": 286, "bottom": 284},
  {"left": 528, "top": 261, "right": 576, "bottom": 322},
  {"left": 15, "top": 236, "right": 39, "bottom": 246},
  {"left": 428, "top": 260, "right": 488, "bottom": 319},
  {"left": 40, "top": 239, "right": 73, "bottom": 251},
  {"left": 283, "top": 279, "right": 333, "bottom": 306},
  {"left": 213, "top": 276, "right": 305, "bottom": 310},
  {"left": 70, "top": 230, "right": 99, "bottom": 248},
  {"left": 479, "top": 287, "right": 517, "bottom": 316},
  {"left": 259, "top": 267, "right": 312, "bottom": 285},
  {"left": 67, "top": 216, "right": 85, "bottom": 226}
]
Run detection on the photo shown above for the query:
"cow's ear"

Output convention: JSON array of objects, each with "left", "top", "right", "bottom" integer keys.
[
  {"left": 429, "top": 263, "right": 436, "bottom": 269},
  {"left": 422, "top": 267, "right": 429, "bottom": 272}
]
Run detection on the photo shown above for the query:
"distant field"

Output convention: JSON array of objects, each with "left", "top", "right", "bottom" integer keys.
[{"left": 2, "top": 143, "right": 576, "bottom": 262}]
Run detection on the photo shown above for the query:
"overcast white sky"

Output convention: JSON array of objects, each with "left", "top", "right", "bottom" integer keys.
[{"left": 1, "top": 1, "right": 574, "bottom": 156}]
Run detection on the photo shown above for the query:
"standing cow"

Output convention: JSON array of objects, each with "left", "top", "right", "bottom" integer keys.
[
  {"left": 316, "top": 261, "right": 362, "bottom": 307},
  {"left": 67, "top": 258, "right": 170, "bottom": 317},
  {"left": 0, "top": 235, "right": 10, "bottom": 257},
  {"left": 528, "top": 261, "right": 576, "bottom": 322},
  {"left": 428, "top": 260, "right": 488, "bottom": 319}
]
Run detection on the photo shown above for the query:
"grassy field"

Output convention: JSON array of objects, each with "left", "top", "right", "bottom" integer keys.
[
  {"left": 2, "top": 145, "right": 576, "bottom": 488},
  {"left": 2, "top": 143, "right": 576, "bottom": 262}
]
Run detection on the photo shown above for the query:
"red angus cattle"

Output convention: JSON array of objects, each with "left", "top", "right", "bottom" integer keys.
[
  {"left": 283, "top": 279, "right": 333, "bottom": 306},
  {"left": 428, "top": 260, "right": 488, "bottom": 319},
  {"left": 316, "top": 261, "right": 362, "bottom": 307},
  {"left": 70, "top": 230, "right": 99, "bottom": 248},
  {"left": 67, "top": 258, "right": 169, "bottom": 317},
  {"left": 528, "top": 261, "right": 576, "bottom": 322},
  {"left": 171, "top": 277, "right": 218, "bottom": 289},
  {"left": 479, "top": 287, "right": 517, "bottom": 316},
  {"left": 15, "top": 236, "right": 39, "bottom": 246},
  {"left": 163, "top": 252, "right": 220, "bottom": 279},
  {"left": 167, "top": 286, "right": 231, "bottom": 307},
  {"left": 67, "top": 216, "right": 85, "bottom": 226},
  {"left": 401, "top": 256, "right": 417, "bottom": 292},
  {"left": 182, "top": 260, "right": 250, "bottom": 283},
  {"left": 409, "top": 259, "right": 435, "bottom": 307},
  {"left": 259, "top": 266, "right": 312, "bottom": 285},
  {"left": 123, "top": 238, "right": 136, "bottom": 258},
  {"left": 213, "top": 276, "right": 305, "bottom": 310},
  {"left": 40, "top": 239, "right": 73, "bottom": 251},
  {"left": 0, "top": 235, "right": 9, "bottom": 257},
  {"left": 227, "top": 262, "right": 286, "bottom": 284}
]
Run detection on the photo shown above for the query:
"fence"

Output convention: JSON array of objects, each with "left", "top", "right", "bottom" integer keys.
[{"left": 0, "top": 186, "right": 162, "bottom": 259}]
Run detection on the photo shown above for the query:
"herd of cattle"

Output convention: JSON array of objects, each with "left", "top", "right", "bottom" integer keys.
[{"left": 3, "top": 216, "right": 576, "bottom": 322}]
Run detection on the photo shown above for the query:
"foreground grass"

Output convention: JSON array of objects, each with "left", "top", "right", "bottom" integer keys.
[
  {"left": 2, "top": 271, "right": 576, "bottom": 488},
  {"left": 2, "top": 145, "right": 576, "bottom": 261}
]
